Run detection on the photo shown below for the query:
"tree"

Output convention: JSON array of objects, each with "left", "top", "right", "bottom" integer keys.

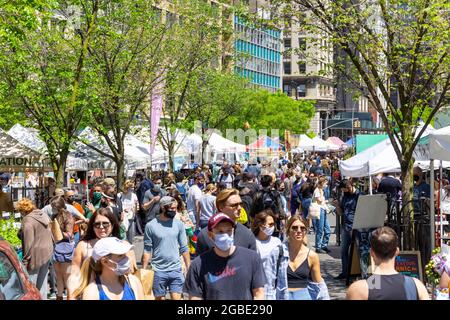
[
  {"left": 184, "top": 71, "right": 250, "bottom": 165},
  {"left": 141, "top": 0, "right": 234, "bottom": 172},
  {"left": 223, "top": 90, "right": 316, "bottom": 138},
  {"left": 270, "top": 0, "right": 450, "bottom": 248},
  {"left": 0, "top": 0, "right": 99, "bottom": 187},
  {"left": 81, "top": 0, "right": 168, "bottom": 189}
]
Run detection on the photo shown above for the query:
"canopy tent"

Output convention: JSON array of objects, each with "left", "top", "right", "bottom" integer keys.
[
  {"left": 8, "top": 124, "right": 88, "bottom": 171},
  {"left": 292, "top": 134, "right": 315, "bottom": 153},
  {"left": 207, "top": 132, "right": 246, "bottom": 153},
  {"left": 0, "top": 129, "right": 52, "bottom": 171},
  {"left": 246, "top": 135, "right": 283, "bottom": 152},
  {"left": 326, "top": 137, "right": 348, "bottom": 150},
  {"left": 339, "top": 123, "right": 437, "bottom": 178},
  {"left": 430, "top": 126, "right": 450, "bottom": 161}
]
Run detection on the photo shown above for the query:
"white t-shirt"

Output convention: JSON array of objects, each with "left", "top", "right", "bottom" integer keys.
[
  {"left": 186, "top": 185, "right": 202, "bottom": 215},
  {"left": 118, "top": 191, "right": 139, "bottom": 220},
  {"left": 256, "top": 236, "right": 282, "bottom": 262},
  {"left": 313, "top": 188, "right": 325, "bottom": 205}
]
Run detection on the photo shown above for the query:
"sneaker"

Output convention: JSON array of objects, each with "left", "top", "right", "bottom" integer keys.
[
  {"left": 315, "top": 249, "right": 326, "bottom": 254},
  {"left": 48, "top": 292, "right": 56, "bottom": 300},
  {"left": 321, "top": 247, "right": 331, "bottom": 253},
  {"left": 334, "top": 274, "right": 347, "bottom": 280}
]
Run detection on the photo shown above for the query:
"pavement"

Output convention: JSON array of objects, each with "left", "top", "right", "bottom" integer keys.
[{"left": 132, "top": 212, "right": 349, "bottom": 300}]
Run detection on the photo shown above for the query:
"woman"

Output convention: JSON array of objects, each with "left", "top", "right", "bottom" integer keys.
[
  {"left": 300, "top": 179, "right": 316, "bottom": 226},
  {"left": 118, "top": 180, "right": 139, "bottom": 243},
  {"left": 198, "top": 184, "right": 217, "bottom": 229},
  {"left": 52, "top": 208, "right": 75, "bottom": 300},
  {"left": 252, "top": 210, "right": 282, "bottom": 300},
  {"left": 72, "top": 237, "right": 144, "bottom": 300},
  {"left": 16, "top": 198, "right": 53, "bottom": 300},
  {"left": 266, "top": 216, "right": 329, "bottom": 300},
  {"left": 312, "top": 177, "right": 331, "bottom": 253},
  {"left": 169, "top": 189, "right": 195, "bottom": 230},
  {"left": 68, "top": 208, "right": 136, "bottom": 298}
]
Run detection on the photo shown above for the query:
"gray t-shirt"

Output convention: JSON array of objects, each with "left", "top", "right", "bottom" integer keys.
[
  {"left": 199, "top": 194, "right": 216, "bottom": 222},
  {"left": 143, "top": 217, "right": 188, "bottom": 272}
]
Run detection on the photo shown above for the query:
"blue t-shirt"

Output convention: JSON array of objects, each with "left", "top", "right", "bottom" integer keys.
[
  {"left": 341, "top": 191, "right": 360, "bottom": 232},
  {"left": 143, "top": 217, "right": 188, "bottom": 272},
  {"left": 413, "top": 182, "right": 430, "bottom": 213}
]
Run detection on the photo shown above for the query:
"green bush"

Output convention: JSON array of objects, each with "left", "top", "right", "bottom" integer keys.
[{"left": 0, "top": 217, "right": 21, "bottom": 248}]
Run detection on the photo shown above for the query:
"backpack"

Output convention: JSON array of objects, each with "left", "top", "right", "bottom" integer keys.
[{"left": 253, "top": 189, "right": 285, "bottom": 218}]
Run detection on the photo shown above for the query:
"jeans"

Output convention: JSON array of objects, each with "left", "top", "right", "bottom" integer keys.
[
  {"left": 48, "top": 260, "right": 57, "bottom": 294},
  {"left": 199, "top": 220, "right": 209, "bottom": 230},
  {"left": 356, "top": 230, "right": 372, "bottom": 279},
  {"left": 340, "top": 229, "right": 352, "bottom": 276},
  {"left": 152, "top": 269, "right": 184, "bottom": 298},
  {"left": 301, "top": 198, "right": 312, "bottom": 219},
  {"left": 126, "top": 218, "right": 135, "bottom": 243},
  {"left": 74, "top": 232, "right": 80, "bottom": 246},
  {"left": 288, "top": 288, "right": 312, "bottom": 300},
  {"left": 312, "top": 209, "right": 331, "bottom": 250},
  {"left": 28, "top": 259, "right": 51, "bottom": 300}
]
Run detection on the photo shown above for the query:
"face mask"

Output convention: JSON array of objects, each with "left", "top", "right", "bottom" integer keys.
[
  {"left": 92, "top": 192, "right": 102, "bottom": 203},
  {"left": 262, "top": 226, "right": 275, "bottom": 237},
  {"left": 214, "top": 233, "right": 234, "bottom": 251},
  {"left": 108, "top": 257, "right": 131, "bottom": 276},
  {"left": 153, "top": 185, "right": 161, "bottom": 193},
  {"left": 413, "top": 175, "right": 420, "bottom": 182},
  {"left": 66, "top": 196, "right": 74, "bottom": 204},
  {"left": 197, "top": 183, "right": 205, "bottom": 190},
  {"left": 128, "top": 188, "right": 134, "bottom": 193},
  {"left": 165, "top": 210, "right": 176, "bottom": 219}
]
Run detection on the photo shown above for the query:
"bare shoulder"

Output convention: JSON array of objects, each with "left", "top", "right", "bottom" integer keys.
[
  {"left": 346, "top": 280, "right": 369, "bottom": 300},
  {"left": 412, "top": 278, "right": 430, "bottom": 300},
  {"left": 308, "top": 249, "right": 320, "bottom": 263},
  {"left": 82, "top": 282, "right": 99, "bottom": 300}
]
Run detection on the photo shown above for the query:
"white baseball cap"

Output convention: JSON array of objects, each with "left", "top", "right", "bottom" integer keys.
[{"left": 92, "top": 237, "right": 133, "bottom": 262}]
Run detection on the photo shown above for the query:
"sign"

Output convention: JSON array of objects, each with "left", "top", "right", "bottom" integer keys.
[
  {"left": 395, "top": 251, "right": 423, "bottom": 281},
  {"left": 352, "top": 194, "right": 387, "bottom": 230},
  {"left": 0, "top": 157, "right": 52, "bottom": 170}
]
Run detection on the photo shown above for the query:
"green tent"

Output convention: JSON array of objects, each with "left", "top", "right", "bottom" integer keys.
[{"left": 356, "top": 134, "right": 388, "bottom": 154}]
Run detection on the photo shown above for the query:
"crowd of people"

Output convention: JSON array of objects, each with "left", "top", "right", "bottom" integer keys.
[{"left": 4, "top": 153, "right": 450, "bottom": 300}]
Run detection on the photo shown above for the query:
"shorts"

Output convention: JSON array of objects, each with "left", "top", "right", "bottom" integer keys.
[
  {"left": 288, "top": 288, "right": 312, "bottom": 300},
  {"left": 152, "top": 269, "right": 184, "bottom": 297}
]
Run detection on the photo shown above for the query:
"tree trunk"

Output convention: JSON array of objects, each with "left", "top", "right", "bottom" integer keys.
[
  {"left": 115, "top": 156, "right": 125, "bottom": 193},
  {"left": 52, "top": 152, "right": 68, "bottom": 188},
  {"left": 167, "top": 140, "right": 175, "bottom": 172},
  {"left": 400, "top": 158, "right": 415, "bottom": 250}
]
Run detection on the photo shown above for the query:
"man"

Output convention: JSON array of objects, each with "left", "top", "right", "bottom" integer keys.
[
  {"left": 196, "top": 189, "right": 257, "bottom": 255},
  {"left": 252, "top": 175, "right": 285, "bottom": 221},
  {"left": 184, "top": 213, "right": 265, "bottom": 300},
  {"left": 142, "top": 176, "right": 167, "bottom": 224},
  {"left": 135, "top": 172, "right": 154, "bottom": 234},
  {"left": 347, "top": 226, "right": 429, "bottom": 300},
  {"left": 42, "top": 195, "right": 88, "bottom": 223},
  {"left": 413, "top": 166, "right": 430, "bottom": 214},
  {"left": 0, "top": 173, "right": 11, "bottom": 193},
  {"left": 142, "top": 196, "right": 190, "bottom": 300},
  {"left": 378, "top": 172, "right": 402, "bottom": 199},
  {"left": 245, "top": 158, "right": 261, "bottom": 181},
  {"left": 332, "top": 179, "right": 360, "bottom": 279},
  {"left": 187, "top": 174, "right": 204, "bottom": 228},
  {"left": 217, "top": 166, "right": 234, "bottom": 189}
]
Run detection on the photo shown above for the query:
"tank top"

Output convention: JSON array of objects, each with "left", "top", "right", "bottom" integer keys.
[
  {"left": 287, "top": 249, "right": 311, "bottom": 289},
  {"left": 367, "top": 274, "right": 418, "bottom": 300},
  {"left": 95, "top": 276, "right": 136, "bottom": 300}
]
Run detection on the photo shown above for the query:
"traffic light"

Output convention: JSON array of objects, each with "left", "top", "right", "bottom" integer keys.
[{"left": 354, "top": 120, "right": 361, "bottom": 128}]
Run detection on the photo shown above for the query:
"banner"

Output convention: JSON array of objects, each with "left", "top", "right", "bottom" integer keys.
[{"left": 150, "top": 84, "right": 163, "bottom": 155}]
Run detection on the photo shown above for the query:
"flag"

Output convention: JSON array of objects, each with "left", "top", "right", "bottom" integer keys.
[{"left": 150, "top": 86, "right": 163, "bottom": 155}]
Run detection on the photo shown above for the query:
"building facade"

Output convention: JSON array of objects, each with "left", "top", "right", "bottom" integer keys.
[
  {"left": 281, "top": 12, "right": 337, "bottom": 137},
  {"left": 234, "top": 15, "right": 282, "bottom": 92}
]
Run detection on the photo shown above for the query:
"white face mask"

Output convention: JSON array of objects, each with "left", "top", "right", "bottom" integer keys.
[
  {"left": 107, "top": 257, "right": 131, "bottom": 276},
  {"left": 214, "top": 233, "right": 234, "bottom": 251},
  {"left": 261, "top": 226, "right": 275, "bottom": 237}
]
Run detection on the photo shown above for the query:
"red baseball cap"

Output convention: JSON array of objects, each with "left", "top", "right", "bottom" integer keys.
[{"left": 207, "top": 213, "right": 236, "bottom": 231}]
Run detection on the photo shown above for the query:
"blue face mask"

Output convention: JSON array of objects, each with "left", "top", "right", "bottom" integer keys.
[
  {"left": 214, "top": 233, "right": 234, "bottom": 251},
  {"left": 197, "top": 183, "right": 205, "bottom": 190}
]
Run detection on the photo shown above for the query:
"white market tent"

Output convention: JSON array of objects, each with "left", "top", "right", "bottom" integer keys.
[
  {"left": 207, "top": 132, "right": 246, "bottom": 153},
  {"left": 0, "top": 129, "right": 53, "bottom": 171},
  {"left": 428, "top": 126, "right": 450, "bottom": 249},
  {"left": 292, "top": 134, "right": 315, "bottom": 153},
  {"left": 8, "top": 124, "right": 88, "bottom": 171},
  {"left": 311, "top": 136, "right": 333, "bottom": 152}
]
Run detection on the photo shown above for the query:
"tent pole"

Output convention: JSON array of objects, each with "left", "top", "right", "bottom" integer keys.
[
  {"left": 369, "top": 174, "right": 373, "bottom": 195},
  {"left": 430, "top": 159, "right": 435, "bottom": 250}
]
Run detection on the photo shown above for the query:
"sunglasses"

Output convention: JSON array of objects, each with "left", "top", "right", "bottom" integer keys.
[
  {"left": 94, "top": 222, "right": 111, "bottom": 229},
  {"left": 227, "top": 202, "right": 243, "bottom": 209},
  {"left": 291, "top": 225, "right": 307, "bottom": 233}
]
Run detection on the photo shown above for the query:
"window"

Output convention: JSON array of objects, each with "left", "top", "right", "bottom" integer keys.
[
  {"left": 298, "top": 38, "right": 306, "bottom": 51},
  {"left": 0, "top": 252, "right": 25, "bottom": 300},
  {"left": 283, "top": 84, "right": 292, "bottom": 96},
  {"left": 283, "top": 62, "right": 291, "bottom": 75},
  {"left": 298, "top": 61, "right": 306, "bottom": 73},
  {"left": 297, "top": 84, "right": 307, "bottom": 97},
  {"left": 284, "top": 38, "right": 291, "bottom": 49}
]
